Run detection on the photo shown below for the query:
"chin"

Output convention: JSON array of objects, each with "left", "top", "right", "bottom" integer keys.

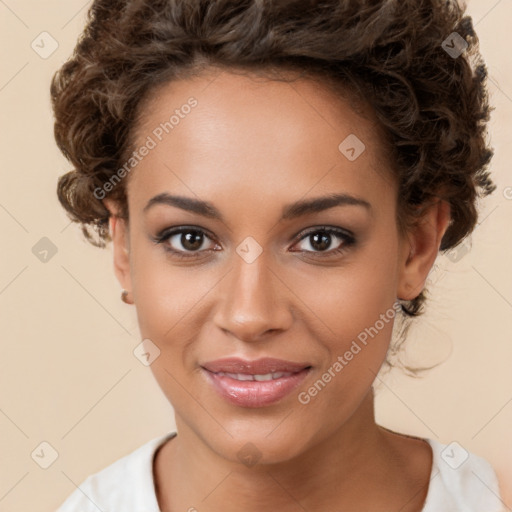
[{"left": 194, "top": 416, "right": 321, "bottom": 468}]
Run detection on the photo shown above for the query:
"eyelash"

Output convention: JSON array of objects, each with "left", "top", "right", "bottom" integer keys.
[{"left": 152, "top": 225, "right": 356, "bottom": 261}]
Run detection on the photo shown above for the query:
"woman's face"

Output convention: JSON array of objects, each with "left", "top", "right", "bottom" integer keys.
[{"left": 110, "top": 68, "right": 421, "bottom": 464}]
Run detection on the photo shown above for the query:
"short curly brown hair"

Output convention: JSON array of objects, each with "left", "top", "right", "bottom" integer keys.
[{"left": 51, "top": 0, "right": 495, "bottom": 321}]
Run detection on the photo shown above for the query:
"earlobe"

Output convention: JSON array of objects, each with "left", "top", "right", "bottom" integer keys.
[
  {"left": 121, "top": 289, "right": 134, "bottom": 304},
  {"left": 397, "top": 200, "right": 451, "bottom": 301}
]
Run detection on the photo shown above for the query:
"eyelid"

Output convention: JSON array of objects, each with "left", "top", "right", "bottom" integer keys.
[
  {"left": 290, "top": 225, "right": 355, "bottom": 254},
  {"left": 154, "top": 226, "right": 218, "bottom": 250},
  {"left": 293, "top": 225, "right": 355, "bottom": 243}
]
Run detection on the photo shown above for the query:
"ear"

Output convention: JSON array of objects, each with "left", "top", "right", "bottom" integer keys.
[
  {"left": 397, "top": 199, "right": 451, "bottom": 300},
  {"left": 104, "top": 199, "right": 132, "bottom": 295}
]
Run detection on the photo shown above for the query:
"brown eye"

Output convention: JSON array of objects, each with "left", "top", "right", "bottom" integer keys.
[
  {"left": 154, "top": 227, "right": 219, "bottom": 257},
  {"left": 307, "top": 232, "right": 334, "bottom": 252},
  {"left": 178, "top": 230, "right": 205, "bottom": 251},
  {"left": 294, "top": 227, "right": 354, "bottom": 254}
]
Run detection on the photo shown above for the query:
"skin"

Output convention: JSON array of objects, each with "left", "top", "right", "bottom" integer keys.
[{"left": 105, "top": 67, "right": 450, "bottom": 511}]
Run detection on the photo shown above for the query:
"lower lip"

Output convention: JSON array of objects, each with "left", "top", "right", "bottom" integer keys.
[{"left": 203, "top": 368, "right": 310, "bottom": 408}]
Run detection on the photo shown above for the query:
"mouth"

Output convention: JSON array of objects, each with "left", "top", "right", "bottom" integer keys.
[{"left": 201, "top": 357, "right": 312, "bottom": 408}]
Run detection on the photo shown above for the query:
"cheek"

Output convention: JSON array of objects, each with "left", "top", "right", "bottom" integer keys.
[
  {"left": 132, "top": 262, "right": 210, "bottom": 345},
  {"left": 293, "top": 270, "right": 398, "bottom": 433},
  {"left": 130, "top": 240, "right": 222, "bottom": 371},
  {"left": 130, "top": 252, "right": 210, "bottom": 412},
  {"left": 293, "top": 236, "right": 399, "bottom": 396},
  {"left": 290, "top": 243, "right": 399, "bottom": 348}
]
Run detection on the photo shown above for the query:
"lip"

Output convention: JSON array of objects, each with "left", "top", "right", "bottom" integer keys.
[{"left": 201, "top": 357, "right": 311, "bottom": 408}]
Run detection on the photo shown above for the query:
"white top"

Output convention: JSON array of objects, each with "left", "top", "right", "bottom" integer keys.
[{"left": 56, "top": 432, "right": 504, "bottom": 512}]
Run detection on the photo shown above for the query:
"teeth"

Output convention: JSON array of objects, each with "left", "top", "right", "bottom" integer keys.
[
  {"left": 254, "top": 373, "right": 273, "bottom": 381},
  {"left": 217, "top": 371, "right": 293, "bottom": 381},
  {"left": 234, "top": 373, "right": 254, "bottom": 381}
]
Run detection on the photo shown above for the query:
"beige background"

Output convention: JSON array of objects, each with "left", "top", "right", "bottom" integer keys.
[{"left": 0, "top": 1, "right": 511, "bottom": 511}]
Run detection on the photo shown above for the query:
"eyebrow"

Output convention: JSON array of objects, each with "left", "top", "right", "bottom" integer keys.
[{"left": 143, "top": 192, "right": 371, "bottom": 221}]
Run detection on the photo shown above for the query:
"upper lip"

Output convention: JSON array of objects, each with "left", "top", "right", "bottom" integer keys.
[{"left": 202, "top": 357, "right": 311, "bottom": 375}]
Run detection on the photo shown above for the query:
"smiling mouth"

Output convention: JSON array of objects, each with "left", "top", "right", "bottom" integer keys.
[{"left": 201, "top": 357, "right": 312, "bottom": 407}]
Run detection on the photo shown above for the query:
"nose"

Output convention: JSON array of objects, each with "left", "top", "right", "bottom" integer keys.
[{"left": 212, "top": 251, "right": 293, "bottom": 343}]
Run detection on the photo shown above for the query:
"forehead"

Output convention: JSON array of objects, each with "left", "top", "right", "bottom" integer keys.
[{"left": 127, "top": 69, "right": 396, "bottom": 217}]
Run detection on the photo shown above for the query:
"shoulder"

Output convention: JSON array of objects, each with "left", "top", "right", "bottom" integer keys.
[
  {"left": 422, "top": 438, "right": 504, "bottom": 512},
  {"left": 55, "top": 432, "right": 176, "bottom": 512}
]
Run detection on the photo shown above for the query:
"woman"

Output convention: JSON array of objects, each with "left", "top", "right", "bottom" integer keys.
[{"left": 53, "top": 0, "right": 504, "bottom": 510}]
